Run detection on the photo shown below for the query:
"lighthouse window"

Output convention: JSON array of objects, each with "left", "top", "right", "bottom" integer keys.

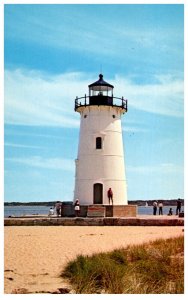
[{"left": 96, "top": 137, "right": 102, "bottom": 149}]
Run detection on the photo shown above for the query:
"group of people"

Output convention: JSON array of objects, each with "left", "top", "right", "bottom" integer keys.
[
  {"left": 48, "top": 187, "right": 114, "bottom": 218},
  {"left": 49, "top": 194, "right": 182, "bottom": 218},
  {"left": 153, "top": 201, "right": 163, "bottom": 215},
  {"left": 48, "top": 200, "right": 81, "bottom": 217},
  {"left": 153, "top": 199, "right": 182, "bottom": 216},
  {"left": 48, "top": 201, "right": 62, "bottom": 217}
]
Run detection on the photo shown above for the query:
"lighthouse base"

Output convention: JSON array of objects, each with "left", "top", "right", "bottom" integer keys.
[
  {"left": 105, "top": 205, "right": 137, "bottom": 218},
  {"left": 86, "top": 205, "right": 137, "bottom": 218},
  {"left": 61, "top": 204, "right": 137, "bottom": 218}
]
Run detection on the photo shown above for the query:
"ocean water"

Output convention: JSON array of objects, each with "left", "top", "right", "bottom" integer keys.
[
  {"left": 4, "top": 206, "right": 50, "bottom": 217},
  {"left": 4, "top": 205, "right": 183, "bottom": 217},
  {"left": 137, "top": 206, "right": 183, "bottom": 216}
]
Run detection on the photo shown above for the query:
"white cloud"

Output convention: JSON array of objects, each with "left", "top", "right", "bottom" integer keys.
[
  {"left": 5, "top": 6, "right": 183, "bottom": 64},
  {"left": 113, "top": 75, "right": 183, "bottom": 118},
  {"left": 4, "top": 69, "right": 86, "bottom": 127},
  {"left": 122, "top": 126, "right": 148, "bottom": 133},
  {"left": 4, "top": 69, "right": 183, "bottom": 128},
  {"left": 4, "top": 142, "right": 45, "bottom": 149},
  {"left": 5, "top": 156, "right": 74, "bottom": 172},
  {"left": 127, "top": 163, "right": 183, "bottom": 175}
]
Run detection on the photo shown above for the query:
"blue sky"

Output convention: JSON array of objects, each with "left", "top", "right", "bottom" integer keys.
[{"left": 4, "top": 4, "right": 184, "bottom": 202}]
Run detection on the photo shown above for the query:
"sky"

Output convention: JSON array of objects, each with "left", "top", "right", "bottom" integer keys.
[{"left": 4, "top": 4, "right": 184, "bottom": 202}]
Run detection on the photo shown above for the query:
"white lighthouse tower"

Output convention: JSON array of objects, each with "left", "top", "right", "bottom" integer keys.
[{"left": 74, "top": 74, "right": 128, "bottom": 206}]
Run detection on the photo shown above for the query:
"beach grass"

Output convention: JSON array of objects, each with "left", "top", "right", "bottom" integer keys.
[{"left": 61, "top": 235, "right": 184, "bottom": 294}]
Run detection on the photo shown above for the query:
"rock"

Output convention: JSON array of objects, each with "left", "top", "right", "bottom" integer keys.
[
  {"left": 58, "top": 287, "right": 71, "bottom": 293},
  {"left": 50, "top": 287, "right": 71, "bottom": 294},
  {"left": 12, "top": 288, "right": 29, "bottom": 294}
]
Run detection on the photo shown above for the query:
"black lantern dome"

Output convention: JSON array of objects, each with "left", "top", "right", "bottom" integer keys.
[
  {"left": 75, "top": 74, "right": 127, "bottom": 112},
  {"left": 88, "top": 74, "right": 113, "bottom": 105},
  {"left": 89, "top": 74, "right": 114, "bottom": 89}
]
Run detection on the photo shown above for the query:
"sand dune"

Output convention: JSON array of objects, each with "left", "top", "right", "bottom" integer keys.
[{"left": 4, "top": 226, "right": 184, "bottom": 294}]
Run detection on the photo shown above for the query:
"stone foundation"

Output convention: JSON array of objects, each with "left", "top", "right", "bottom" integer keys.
[
  {"left": 4, "top": 217, "right": 184, "bottom": 226},
  {"left": 105, "top": 205, "right": 137, "bottom": 217},
  {"left": 87, "top": 206, "right": 106, "bottom": 217},
  {"left": 61, "top": 204, "right": 137, "bottom": 218}
]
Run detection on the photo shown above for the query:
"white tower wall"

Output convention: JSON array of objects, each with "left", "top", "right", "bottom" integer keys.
[{"left": 74, "top": 105, "right": 127, "bottom": 205}]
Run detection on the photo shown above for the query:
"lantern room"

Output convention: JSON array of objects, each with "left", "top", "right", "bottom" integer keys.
[
  {"left": 75, "top": 74, "right": 127, "bottom": 112},
  {"left": 88, "top": 74, "right": 113, "bottom": 106}
]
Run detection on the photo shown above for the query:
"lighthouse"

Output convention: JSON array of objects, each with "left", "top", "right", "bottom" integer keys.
[{"left": 74, "top": 74, "right": 128, "bottom": 206}]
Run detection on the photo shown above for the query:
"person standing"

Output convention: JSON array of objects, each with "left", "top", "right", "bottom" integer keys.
[
  {"left": 158, "top": 201, "right": 163, "bottom": 215},
  {"left": 176, "top": 199, "right": 182, "bottom": 215},
  {"left": 74, "top": 199, "right": 80, "bottom": 217},
  {"left": 153, "top": 201, "right": 158, "bottom": 215},
  {"left": 107, "top": 188, "right": 113, "bottom": 205},
  {"left": 55, "top": 201, "right": 61, "bottom": 217}
]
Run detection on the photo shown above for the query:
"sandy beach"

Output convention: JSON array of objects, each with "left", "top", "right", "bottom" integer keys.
[{"left": 4, "top": 225, "right": 184, "bottom": 294}]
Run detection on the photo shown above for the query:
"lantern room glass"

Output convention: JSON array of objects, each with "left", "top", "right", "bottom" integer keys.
[{"left": 89, "top": 86, "right": 113, "bottom": 97}]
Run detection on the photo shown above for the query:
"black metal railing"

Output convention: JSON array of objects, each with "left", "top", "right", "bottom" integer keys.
[{"left": 75, "top": 94, "right": 128, "bottom": 112}]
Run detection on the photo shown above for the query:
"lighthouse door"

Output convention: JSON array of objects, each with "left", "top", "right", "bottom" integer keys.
[{"left": 93, "top": 183, "right": 103, "bottom": 204}]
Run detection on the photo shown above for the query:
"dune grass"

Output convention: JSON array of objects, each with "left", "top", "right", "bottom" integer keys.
[{"left": 61, "top": 236, "right": 184, "bottom": 294}]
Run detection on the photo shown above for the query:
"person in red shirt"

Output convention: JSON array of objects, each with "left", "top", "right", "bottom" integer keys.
[{"left": 107, "top": 188, "right": 113, "bottom": 205}]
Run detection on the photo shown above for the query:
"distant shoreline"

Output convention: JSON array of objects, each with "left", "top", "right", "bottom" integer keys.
[{"left": 4, "top": 199, "right": 184, "bottom": 207}]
